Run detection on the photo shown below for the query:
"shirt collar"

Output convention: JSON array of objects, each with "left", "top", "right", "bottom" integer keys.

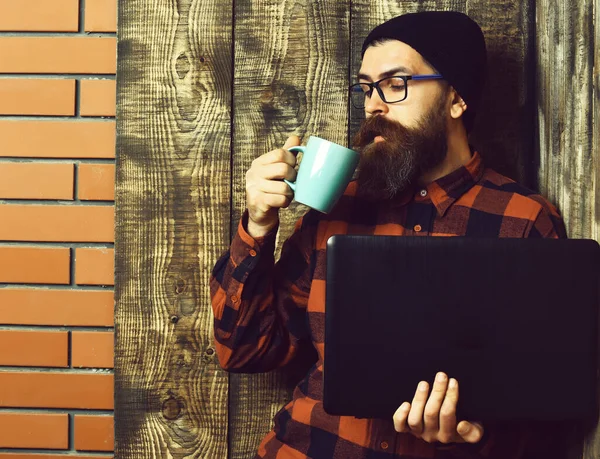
[{"left": 423, "top": 150, "right": 484, "bottom": 217}]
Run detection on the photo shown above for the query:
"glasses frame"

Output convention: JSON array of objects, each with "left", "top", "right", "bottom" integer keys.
[{"left": 349, "top": 74, "right": 444, "bottom": 109}]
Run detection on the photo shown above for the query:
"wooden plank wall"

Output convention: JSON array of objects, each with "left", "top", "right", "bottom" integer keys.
[
  {"left": 115, "top": 0, "right": 231, "bottom": 457},
  {"left": 116, "top": 0, "right": 599, "bottom": 457},
  {"left": 537, "top": 0, "right": 599, "bottom": 241},
  {"left": 537, "top": 1, "right": 599, "bottom": 457}
]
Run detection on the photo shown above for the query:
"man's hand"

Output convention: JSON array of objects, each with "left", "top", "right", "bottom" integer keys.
[
  {"left": 393, "top": 372, "right": 484, "bottom": 445},
  {"left": 246, "top": 136, "right": 301, "bottom": 238}
]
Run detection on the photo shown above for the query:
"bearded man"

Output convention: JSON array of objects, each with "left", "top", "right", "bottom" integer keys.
[{"left": 211, "top": 11, "right": 566, "bottom": 459}]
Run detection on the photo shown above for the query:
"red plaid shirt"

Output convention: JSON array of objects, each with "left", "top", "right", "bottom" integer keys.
[{"left": 210, "top": 152, "right": 566, "bottom": 458}]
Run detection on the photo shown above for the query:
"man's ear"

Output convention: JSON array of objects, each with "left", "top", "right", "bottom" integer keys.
[{"left": 449, "top": 89, "right": 468, "bottom": 120}]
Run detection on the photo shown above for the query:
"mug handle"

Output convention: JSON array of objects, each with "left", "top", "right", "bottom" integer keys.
[{"left": 283, "top": 145, "right": 306, "bottom": 192}]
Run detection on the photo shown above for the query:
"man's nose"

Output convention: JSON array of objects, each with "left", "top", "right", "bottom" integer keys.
[{"left": 364, "top": 89, "right": 388, "bottom": 116}]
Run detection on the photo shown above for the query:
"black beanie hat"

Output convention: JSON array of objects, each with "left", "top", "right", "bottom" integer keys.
[{"left": 361, "top": 11, "right": 487, "bottom": 131}]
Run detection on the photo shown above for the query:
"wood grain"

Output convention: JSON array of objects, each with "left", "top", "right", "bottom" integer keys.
[
  {"left": 229, "top": 0, "right": 350, "bottom": 456},
  {"left": 350, "top": 0, "right": 535, "bottom": 185},
  {"left": 115, "top": 0, "right": 231, "bottom": 457},
  {"left": 595, "top": 0, "right": 600, "bottom": 246},
  {"left": 537, "top": 0, "right": 599, "bottom": 242},
  {"left": 537, "top": 0, "right": 599, "bottom": 455}
]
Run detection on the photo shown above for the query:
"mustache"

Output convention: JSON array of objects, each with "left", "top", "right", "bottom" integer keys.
[{"left": 352, "top": 115, "right": 413, "bottom": 151}]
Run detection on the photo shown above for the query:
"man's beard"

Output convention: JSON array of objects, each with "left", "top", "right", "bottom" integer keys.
[{"left": 352, "top": 96, "right": 449, "bottom": 201}]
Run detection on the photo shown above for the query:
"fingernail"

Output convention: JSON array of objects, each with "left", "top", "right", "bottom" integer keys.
[
  {"left": 449, "top": 378, "right": 457, "bottom": 389},
  {"left": 436, "top": 373, "right": 447, "bottom": 383},
  {"left": 402, "top": 402, "right": 410, "bottom": 410},
  {"left": 419, "top": 381, "right": 428, "bottom": 392}
]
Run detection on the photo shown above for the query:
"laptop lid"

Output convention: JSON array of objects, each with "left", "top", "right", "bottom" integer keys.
[{"left": 324, "top": 235, "right": 599, "bottom": 422}]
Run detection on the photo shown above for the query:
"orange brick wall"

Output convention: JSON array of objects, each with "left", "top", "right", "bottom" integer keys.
[{"left": 0, "top": 0, "right": 116, "bottom": 456}]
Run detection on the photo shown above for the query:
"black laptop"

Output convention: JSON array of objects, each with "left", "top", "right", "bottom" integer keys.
[{"left": 324, "top": 235, "right": 599, "bottom": 422}]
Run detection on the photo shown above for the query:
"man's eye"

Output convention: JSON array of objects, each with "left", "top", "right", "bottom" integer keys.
[
  {"left": 387, "top": 78, "right": 406, "bottom": 91},
  {"left": 359, "top": 84, "right": 371, "bottom": 93}
]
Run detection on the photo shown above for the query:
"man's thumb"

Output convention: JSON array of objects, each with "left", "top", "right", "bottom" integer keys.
[
  {"left": 457, "top": 421, "right": 484, "bottom": 444},
  {"left": 283, "top": 135, "right": 301, "bottom": 150}
]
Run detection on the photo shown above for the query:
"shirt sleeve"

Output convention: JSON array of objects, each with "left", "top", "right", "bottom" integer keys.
[{"left": 210, "top": 210, "right": 318, "bottom": 373}]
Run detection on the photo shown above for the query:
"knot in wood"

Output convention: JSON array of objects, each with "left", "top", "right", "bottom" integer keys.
[
  {"left": 175, "top": 278, "right": 187, "bottom": 295},
  {"left": 259, "top": 90, "right": 274, "bottom": 105},
  {"left": 175, "top": 53, "right": 191, "bottom": 79},
  {"left": 162, "top": 397, "right": 183, "bottom": 420}
]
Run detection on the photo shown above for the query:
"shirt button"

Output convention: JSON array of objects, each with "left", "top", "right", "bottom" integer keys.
[
  {"left": 414, "top": 224, "right": 422, "bottom": 232},
  {"left": 420, "top": 189, "right": 428, "bottom": 197},
  {"left": 231, "top": 295, "right": 239, "bottom": 303},
  {"left": 249, "top": 249, "right": 257, "bottom": 257},
  {"left": 380, "top": 441, "right": 389, "bottom": 450}
]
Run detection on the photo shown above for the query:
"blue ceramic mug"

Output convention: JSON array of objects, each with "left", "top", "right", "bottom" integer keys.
[{"left": 284, "top": 136, "right": 359, "bottom": 213}]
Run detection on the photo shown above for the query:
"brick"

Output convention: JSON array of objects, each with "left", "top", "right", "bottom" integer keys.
[
  {"left": 75, "top": 248, "right": 114, "bottom": 285},
  {"left": 0, "top": 330, "right": 68, "bottom": 367},
  {"left": 80, "top": 79, "right": 116, "bottom": 117},
  {"left": 0, "top": 120, "right": 115, "bottom": 159},
  {"left": 0, "top": 372, "right": 114, "bottom": 409},
  {"left": 85, "top": 0, "right": 117, "bottom": 32},
  {"left": 79, "top": 163, "right": 115, "bottom": 201},
  {"left": 74, "top": 415, "right": 114, "bottom": 451},
  {"left": 0, "top": 412, "right": 68, "bottom": 449},
  {"left": 0, "top": 289, "right": 114, "bottom": 327},
  {"left": 0, "top": 246, "right": 70, "bottom": 284},
  {"left": 0, "top": 37, "right": 116, "bottom": 74},
  {"left": 0, "top": 0, "right": 79, "bottom": 32},
  {"left": 0, "top": 205, "right": 114, "bottom": 242},
  {"left": 0, "top": 163, "right": 74, "bottom": 200},
  {"left": 72, "top": 331, "right": 114, "bottom": 369},
  {"left": 0, "top": 79, "right": 76, "bottom": 116}
]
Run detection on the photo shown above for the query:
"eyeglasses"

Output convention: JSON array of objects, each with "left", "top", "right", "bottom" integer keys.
[{"left": 349, "top": 74, "right": 444, "bottom": 109}]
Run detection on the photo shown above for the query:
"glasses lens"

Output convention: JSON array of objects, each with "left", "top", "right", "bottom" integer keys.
[
  {"left": 350, "top": 84, "right": 370, "bottom": 109},
  {"left": 379, "top": 77, "right": 406, "bottom": 104}
]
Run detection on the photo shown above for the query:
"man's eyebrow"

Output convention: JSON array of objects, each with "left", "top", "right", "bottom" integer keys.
[{"left": 357, "top": 66, "right": 413, "bottom": 81}]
